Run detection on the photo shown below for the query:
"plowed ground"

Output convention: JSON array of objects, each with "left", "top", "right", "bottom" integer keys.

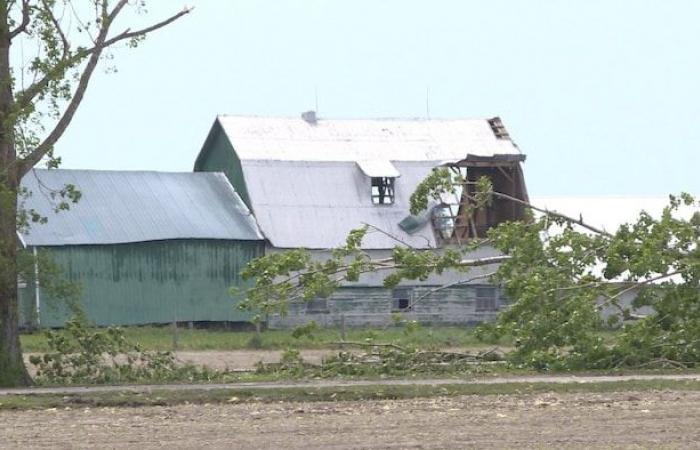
[{"left": 2, "top": 390, "right": 699, "bottom": 449}]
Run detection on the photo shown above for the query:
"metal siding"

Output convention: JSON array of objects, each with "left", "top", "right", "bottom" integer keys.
[
  {"left": 194, "top": 123, "right": 253, "bottom": 210},
  {"left": 35, "top": 240, "right": 264, "bottom": 327},
  {"left": 241, "top": 160, "right": 441, "bottom": 249},
  {"left": 20, "top": 169, "right": 263, "bottom": 246}
]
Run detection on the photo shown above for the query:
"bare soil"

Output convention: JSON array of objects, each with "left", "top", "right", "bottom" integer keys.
[{"left": 2, "top": 390, "right": 699, "bottom": 449}]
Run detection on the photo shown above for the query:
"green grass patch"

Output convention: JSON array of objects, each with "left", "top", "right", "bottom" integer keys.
[
  {"left": 20, "top": 325, "right": 511, "bottom": 353},
  {"left": 2, "top": 378, "right": 700, "bottom": 410}
]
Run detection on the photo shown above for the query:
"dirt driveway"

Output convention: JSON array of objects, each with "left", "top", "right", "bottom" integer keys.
[{"left": 2, "top": 390, "right": 699, "bottom": 449}]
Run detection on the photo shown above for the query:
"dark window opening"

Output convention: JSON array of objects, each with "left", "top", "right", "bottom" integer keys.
[
  {"left": 392, "top": 288, "right": 412, "bottom": 311},
  {"left": 372, "top": 177, "right": 395, "bottom": 205},
  {"left": 475, "top": 286, "right": 498, "bottom": 312},
  {"left": 306, "top": 298, "right": 329, "bottom": 314}
]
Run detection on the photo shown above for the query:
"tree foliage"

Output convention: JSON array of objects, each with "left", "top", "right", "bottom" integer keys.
[{"left": 241, "top": 167, "right": 700, "bottom": 372}]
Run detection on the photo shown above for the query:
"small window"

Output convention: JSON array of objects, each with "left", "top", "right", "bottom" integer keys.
[
  {"left": 392, "top": 288, "right": 412, "bottom": 311},
  {"left": 475, "top": 286, "right": 498, "bottom": 312},
  {"left": 433, "top": 204, "right": 456, "bottom": 240},
  {"left": 306, "top": 298, "right": 329, "bottom": 314},
  {"left": 371, "top": 177, "right": 395, "bottom": 205}
]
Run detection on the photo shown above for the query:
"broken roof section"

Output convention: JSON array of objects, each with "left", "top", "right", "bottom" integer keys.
[
  {"left": 20, "top": 169, "right": 264, "bottom": 246},
  {"left": 215, "top": 115, "right": 524, "bottom": 162}
]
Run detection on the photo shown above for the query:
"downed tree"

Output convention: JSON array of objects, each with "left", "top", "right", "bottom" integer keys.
[{"left": 241, "top": 170, "right": 700, "bottom": 371}]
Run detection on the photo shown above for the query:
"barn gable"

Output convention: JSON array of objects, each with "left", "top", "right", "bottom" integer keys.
[{"left": 194, "top": 115, "right": 528, "bottom": 250}]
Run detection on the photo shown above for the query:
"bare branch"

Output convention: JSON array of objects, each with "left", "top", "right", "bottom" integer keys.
[
  {"left": 485, "top": 190, "right": 613, "bottom": 237},
  {"left": 596, "top": 270, "right": 682, "bottom": 311},
  {"left": 16, "top": 4, "right": 191, "bottom": 176},
  {"left": 361, "top": 222, "right": 417, "bottom": 249},
  {"left": 329, "top": 341, "right": 409, "bottom": 352},
  {"left": 9, "top": 0, "right": 30, "bottom": 40},
  {"left": 100, "top": 6, "right": 192, "bottom": 49}
]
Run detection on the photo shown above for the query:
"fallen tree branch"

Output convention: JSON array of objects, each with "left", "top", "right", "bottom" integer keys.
[{"left": 329, "top": 341, "right": 409, "bottom": 352}]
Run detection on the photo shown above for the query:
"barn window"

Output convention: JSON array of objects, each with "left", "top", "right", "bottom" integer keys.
[
  {"left": 371, "top": 177, "right": 395, "bottom": 205},
  {"left": 392, "top": 288, "right": 412, "bottom": 311},
  {"left": 306, "top": 298, "right": 329, "bottom": 314},
  {"left": 475, "top": 286, "right": 498, "bottom": 312}
]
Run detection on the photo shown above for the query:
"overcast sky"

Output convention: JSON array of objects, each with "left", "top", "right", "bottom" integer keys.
[{"left": 49, "top": 0, "right": 700, "bottom": 196}]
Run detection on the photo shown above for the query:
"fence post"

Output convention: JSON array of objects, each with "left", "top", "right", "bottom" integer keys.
[{"left": 171, "top": 320, "right": 179, "bottom": 351}]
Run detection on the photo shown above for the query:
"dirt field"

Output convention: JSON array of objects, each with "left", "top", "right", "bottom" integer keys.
[{"left": 2, "top": 390, "right": 699, "bottom": 449}]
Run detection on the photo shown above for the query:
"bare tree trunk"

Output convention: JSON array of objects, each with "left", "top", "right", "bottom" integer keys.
[
  {"left": 0, "top": 190, "right": 31, "bottom": 387},
  {"left": 0, "top": 1, "right": 31, "bottom": 387}
]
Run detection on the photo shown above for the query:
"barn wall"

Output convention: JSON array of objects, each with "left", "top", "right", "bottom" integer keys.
[
  {"left": 267, "top": 284, "right": 507, "bottom": 328},
  {"left": 194, "top": 121, "right": 251, "bottom": 209},
  {"left": 20, "top": 239, "right": 264, "bottom": 328}
]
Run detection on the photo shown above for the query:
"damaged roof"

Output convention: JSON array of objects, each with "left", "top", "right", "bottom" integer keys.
[
  {"left": 216, "top": 115, "right": 523, "bottom": 162},
  {"left": 197, "top": 115, "right": 527, "bottom": 250},
  {"left": 20, "top": 169, "right": 264, "bottom": 246}
]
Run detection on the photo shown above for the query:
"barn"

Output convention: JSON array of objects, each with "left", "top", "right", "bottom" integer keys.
[
  {"left": 193, "top": 113, "right": 530, "bottom": 327},
  {"left": 18, "top": 169, "right": 265, "bottom": 328}
]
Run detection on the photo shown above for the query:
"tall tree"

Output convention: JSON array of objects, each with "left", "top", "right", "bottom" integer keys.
[{"left": 0, "top": 0, "right": 189, "bottom": 387}]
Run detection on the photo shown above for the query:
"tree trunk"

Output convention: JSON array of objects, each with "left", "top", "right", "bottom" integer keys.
[
  {"left": 0, "top": 193, "right": 31, "bottom": 387},
  {"left": 0, "top": 1, "right": 31, "bottom": 387}
]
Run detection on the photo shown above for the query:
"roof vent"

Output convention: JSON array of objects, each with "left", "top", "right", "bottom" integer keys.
[
  {"left": 488, "top": 116, "right": 510, "bottom": 140},
  {"left": 301, "top": 110, "right": 317, "bottom": 125}
]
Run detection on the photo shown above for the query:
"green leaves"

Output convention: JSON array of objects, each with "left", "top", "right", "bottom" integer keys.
[{"left": 484, "top": 193, "right": 700, "bottom": 370}]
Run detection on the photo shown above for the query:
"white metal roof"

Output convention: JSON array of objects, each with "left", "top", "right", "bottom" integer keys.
[
  {"left": 20, "top": 169, "right": 264, "bottom": 246},
  {"left": 217, "top": 115, "right": 522, "bottom": 162},
  {"left": 242, "top": 160, "right": 440, "bottom": 249}
]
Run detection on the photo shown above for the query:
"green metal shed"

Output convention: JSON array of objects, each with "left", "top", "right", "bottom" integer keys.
[{"left": 18, "top": 169, "right": 265, "bottom": 328}]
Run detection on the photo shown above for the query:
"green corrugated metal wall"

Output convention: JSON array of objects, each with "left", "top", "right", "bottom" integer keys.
[
  {"left": 19, "top": 239, "right": 264, "bottom": 328},
  {"left": 194, "top": 121, "right": 251, "bottom": 209}
]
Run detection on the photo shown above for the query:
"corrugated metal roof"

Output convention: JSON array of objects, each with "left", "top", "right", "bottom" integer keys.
[
  {"left": 20, "top": 169, "right": 264, "bottom": 246},
  {"left": 217, "top": 115, "right": 521, "bottom": 162},
  {"left": 242, "top": 160, "right": 440, "bottom": 249}
]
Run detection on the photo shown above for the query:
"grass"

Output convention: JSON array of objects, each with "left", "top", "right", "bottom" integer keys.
[
  {"left": 20, "top": 325, "right": 511, "bottom": 353},
  {"left": 2, "top": 378, "right": 700, "bottom": 410}
]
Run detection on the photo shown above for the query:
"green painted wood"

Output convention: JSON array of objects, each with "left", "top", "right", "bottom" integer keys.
[
  {"left": 24, "top": 239, "right": 263, "bottom": 328},
  {"left": 194, "top": 121, "right": 252, "bottom": 210}
]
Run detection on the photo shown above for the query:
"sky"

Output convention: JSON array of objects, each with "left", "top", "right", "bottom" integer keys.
[{"left": 46, "top": 0, "right": 700, "bottom": 196}]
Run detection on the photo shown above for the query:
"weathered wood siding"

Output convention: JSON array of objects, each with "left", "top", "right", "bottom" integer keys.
[{"left": 268, "top": 284, "right": 507, "bottom": 328}]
